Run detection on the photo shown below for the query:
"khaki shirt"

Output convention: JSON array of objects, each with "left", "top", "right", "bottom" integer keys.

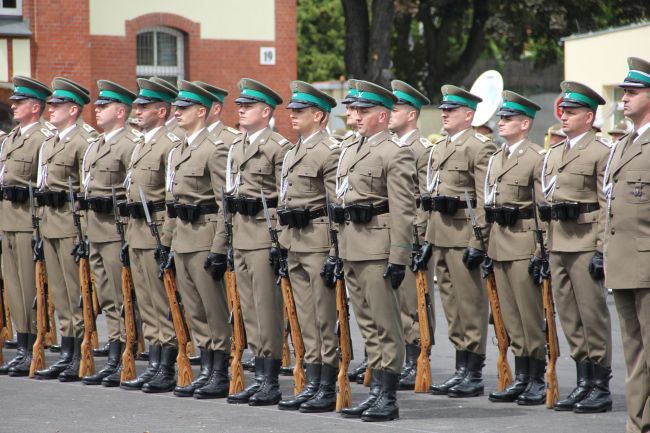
[
  {"left": 542, "top": 131, "right": 609, "bottom": 253},
  {"left": 425, "top": 129, "right": 497, "bottom": 250},
  {"left": 604, "top": 128, "right": 650, "bottom": 289},
  {"left": 402, "top": 129, "right": 433, "bottom": 243},
  {"left": 485, "top": 139, "right": 544, "bottom": 261},
  {"left": 278, "top": 129, "right": 341, "bottom": 253},
  {"left": 0, "top": 122, "right": 54, "bottom": 232},
  {"left": 336, "top": 129, "right": 416, "bottom": 265}
]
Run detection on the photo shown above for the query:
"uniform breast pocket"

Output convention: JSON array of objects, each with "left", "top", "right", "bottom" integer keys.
[
  {"left": 625, "top": 170, "right": 650, "bottom": 204},
  {"left": 446, "top": 159, "right": 470, "bottom": 187},
  {"left": 252, "top": 162, "right": 273, "bottom": 189},
  {"left": 97, "top": 159, "right": 122, "bottom": 185},
  {"left": 139, "top": 159, "right": 162, "bottom": 186},
  {"left": 505, "top": 175, "right": 530, "bottom": 201},
  {"left": 353, "top": 165, "right": 383, "bottom": 193},
  {"left": 567, "top": 163, "right": 594, "bottom": 191},
  {"left": 13, "top": 152, "right": 34, "bottom": 176},
  {"left": 53, "top": 154, "right": 76, "bottom": 178},
  {"left": 181, "top": 164, "right": 205, "bottom": 191},
  {"left": 295, "top": 165, "right": 319, "bottom": 193}
]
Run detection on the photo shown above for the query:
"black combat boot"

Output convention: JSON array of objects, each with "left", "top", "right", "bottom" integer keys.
[
  {"left": 341, "top": 368, "right": 382, "bottom": 418},
  {"left": 121, "top": 344, "right": 162, "bottom": 390},
  {"left": 448, "top": 352, "right": 485, "bottom": 398},
  {"left": 348, "top": 351, "right": 368, "bottom": 381},
  {"left": 242, "top": 354, "right": 256, "bottom": 372},
  {"left": 194, "top": 350, "right": 230, "bottom": 399},
  {"left": 82, "top": 340, "right": 122, "bottom": 385},
  {"left": 35, "top": 336, "right": 75, "bottom": 380},
  {"left": 573, "top": 363, "right": 612, "bottom": 413},
  {"left": 101, "top": 342, "right": 125, "bottom": 387},
  {"left": 93, "top": 342, "right": 110, "bottom": 357},
  {"left": 142, "top": 345, "right": 177, "bottom": 393},
  {"left": 299, "top": 363, "right": 338, "bottom": 413},
  {"left": 227, "top": 356, "right": 265, "bottom": 403},
  {"left": 429, "top": 350, "right": 468, "bottom": 395},
  {"left": 8, "top": 333, "right": 36, "bottom": 377},
  {"left": 278, "top": 363, "right": 322, "bottom": 410},
  {"left": 58, "top": 337, "right": 82, "bottom": 382},
  {"left": 174, "top": 348, "right": 213, "bottom": 397},
  {"left": 249, "top": 358, "right": 282, "bottom": 406},
  {"left": 554, "top": 360, "right": 593, "bottom": 411},
  {"left": 398, "top": 343, "right": 420, "bottom": 390},
  {"left": 489, "top": 356, "right": 530, "bottom": 402},
  {"left": 362, "top": 370, "right": 400, "bottom": 422},
  {"left": 4, "top": 336, "right": 18, "bottom": 349},
  {"left": 0, "top": 332, "right": 28, "bottom": 375},
  {"left": 516, "top": 358, "right": 546, "bottom": 405}
]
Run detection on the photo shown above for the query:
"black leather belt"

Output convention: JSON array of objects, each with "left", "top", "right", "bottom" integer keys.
[
  {"left": 543, "top": 201, "right": 599, "bottom": 222},
  {"left": 174, "top": 201, "right": 219, "bottom": 222},
  {"left": 329, "top": 204, "right": 345, "bottom": 224},
  {"left": 127, "top": 201, "right": 166, "bottom": 219},
  {"left": 87, "top": 196, "right": 127, "bottom": 215},
  {"left": 225, "top": 196, "right": 277, "bottom": 216},
  {"left": 1, "top": 185, "right": 29, "bottom": 203},
  {"left": 485, "top": 205, "right": 535, "bottom": 226},
  {"left": 415, "top": 197, "right": 421, "bottom": 208},
  {"left": 34, "top": 190, "right": 69, "bottom": 207},
  {"left": 277, "top": 207, "right": 327, "bottom": 229},
  {"left": 344, "top": 203, "right": 390, "bottom": 223},
  {"left": 422, "top": 194, "right": 476, "bottom": 214}
]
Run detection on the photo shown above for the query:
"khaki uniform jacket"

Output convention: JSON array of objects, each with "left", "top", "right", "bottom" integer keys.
[
  {"left": 0, "top": 122, "right": 54, "bottom": 232},
  {"left": 82, "top": 128, "right": 138, "bottom": 243},
  {"left": 278, "top": 129, "right": 341, "bottom": 253},
  {"left": 403, "top": 129, "right": 433, "bottom": 243},
  {"left": 207, "top": 121, "right": 242, "bottom": 204},
  {"left": 485, "top": 140, "right": 544, "bottom": 262},
  {"left": 39, "top": 126, "right": 90, "bottom": 239},
  {"left": 165, "top": 118, "right": 186, "bottom": 140},
  {"left": 228, "top": 127, "right": 291, "bottom": 251},
  {"left": 125, "top": 127, "right": 181, "bottom": 249},
  {"left": 542, "top": 131, "right": 609, "bottom": 253},
  {"left": 336, "top": 129, "right": 416, "bottom": 265},
  {"left": 604, "top": 128, "right": 650, "bottom": 289},
  {"left": 168, "top": 128, "right": 227, "bottom": 255},
  {"left": 425, "top": 129, "right": 496, "bottom": 249}
]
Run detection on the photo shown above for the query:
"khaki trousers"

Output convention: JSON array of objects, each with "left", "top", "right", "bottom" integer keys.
[
  {"left": 433, "top": 247, "right": 488, "bottom": 354},
  {"left": 42, "top": 236, "right": 83, "bottom": 338},
  {"left": 2, "top": 232, "right": 37, "bottom": 334},
  {"left": 550, "top": 251, "right": 612, "bottom": 366},
  {"left": 175, "top": 250, "right": 230, "bottom": 352},
  {"left": 89, "top": 241, "right": 124, "bottom": 342},
  {"left": 287, "top": 251, "right": 338, "bottom": 367},
  {"left": 399, "top": 258, "right": 436, "bottom": 345}
]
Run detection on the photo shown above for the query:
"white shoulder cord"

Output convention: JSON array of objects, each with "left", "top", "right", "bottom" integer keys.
[
  {"left": 123, "top": 139, "right": 143, "bottom": 191},
  {"left": 279, "top": 148, "right": 292, "bottom": 204},
  {"left": 602, "top": 140, "right": 619, "bottom": 200},
  {"left": 540, "top": 148, "right": 556, "bottom": 199},
  {"left": 425, "top": 144, "right": 439, "bottom": 193},
  {"left": 225, "top": 143, "right": 241, "bottom": 195},
  {"left": 484, "top": 147, "right": 501, "bottom": 205},
  {"left": 0, "top": 135, "right": 6, "bottom": 185},
  {"left": 166, "top": 146, "right": 177, "bottom": 193},
  {"left": 335, "top": 146, "right": 349, "bottom": 202},
  {"left": 36, "top": 139, "right": 49, "bottom": 190},
  {"left": 81, "top": 138, "right": 98, "bottom": 196}
]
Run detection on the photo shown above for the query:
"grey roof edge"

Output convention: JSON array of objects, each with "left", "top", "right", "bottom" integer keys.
[
  {"left": 0, "top": 17, "right": 32, "bottom": 37},
  {"left": 561, "top": 21, "right": 650, "bottom": 42}
]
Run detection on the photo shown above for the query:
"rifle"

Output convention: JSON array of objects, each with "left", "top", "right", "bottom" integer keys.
[
  {"left": 261, "top": 189, "right": 306, "bottom": 394},
  {"left": 45, "top": 295, "right": 57, "bottom": 348},
  {"left": 531, "top": 187, "right": 560, "bottom": 408},
  {"left": 28, "top": 184, "right": 48, "bottom": 377},
  {"left": 112, "top": 187, "right": 136, "bottom": 382},
  {"left": 325, "top": 194, "right": 352, "bottom": 411},
  {"left": 221, "top": 187, "right": 245, "bottom": 394},
  {"left": 69, "top": 178, "right": 95, "bottom": 376},
  {"left": 0, "top": 263, "right": 5, "bottom": 364},
  {"left": 281, "top": 315, "right": 292, "bottom": 372},
  {"left": 463, "top": 190, "right": 512, "bottom": 391},
  {"left": 2, "top": 285, "right": 12, "bottom": 343},
  {"left": 412, "top": 225, "right": 434, "bottom": 393},
  {"left": 139, "top": 186, "right": 193, "bottom": 387}
]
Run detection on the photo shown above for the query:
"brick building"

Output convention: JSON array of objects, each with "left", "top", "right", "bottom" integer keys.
[{"left": 0, "top": 0, "right": 297, "bottom": 135}]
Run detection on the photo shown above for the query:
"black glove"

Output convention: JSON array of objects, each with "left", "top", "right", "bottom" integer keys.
[
  {"left": 528, "top": 254, "right": 551, "bottom": 284},
  {"left": 154, "top": 244, "right": 171, "bottom": 264},
  {"left": 268, "top": 247, "right": 288, "bottom": 277},
  {"left": 383, "top": 263, "right": 406, "bottom": 290},
  {"left": 462, "top": 247, "right": 484, "bottom": 270},
  {"left": 412, "top": 241, "right": 433, "bottom": 272},
  {"left": 159, "top": 250, "right": 175, "bottom": 278},
  {"left": 226, "top": 247, "right": 235, "bottom": 271},
  {"left": 119, "top": 242, "right": 130, "bottom": 267},
  {"left": 204, "top": 252, "right": 228, "bottom": 281},
  {"left": 70, "top": 240, "right": 88, "bottom": 264},
  {"left": 320, "top": 255, "right": 338, "bottom": 289},
  {"left": 480, "top": 257, "right": 494, "bottom": 279},
  {"left": 32, "top": 237, "right": 44, "bottom": 262},
  {"left": 588, "top": 251, "right": 604, "bottom": 281}
]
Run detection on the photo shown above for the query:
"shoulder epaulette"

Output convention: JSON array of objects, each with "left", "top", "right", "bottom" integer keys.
[
  {"left": 596, "top": 136, "right": 612, "bottom": 147},
  {"left": 82, "top": 123, "right": 97, "bottom": 134},
  {"left": 131, "top": 128, "right": 144, "bottom": 138},
  {"left": 41, "top": 128, "right": 55, "bottom": 138},
  {"left": 539, "top": 148, "right": 548, "bottom": 155},
  {"left": 419, "top": 137, "right": 433, "bottom": 148},
  {"left": 389, "top": 137, "right": 403, "bottom": 147},
  {"left": 551, "top": 139, "right": 566, "bottom": 149},
  {"left": 435, "top": 136, "right": 447, "bottom": 145},
  {"left": 325, "top": 136, "right": 340, "bottom": 150},
  {"left": 208, "top": 135, "right": 225, "bottom": 146},
  {"left": 226, "top": 126, "right": 241, "bottom": 135},
  {"left": 493, "top": 146, "right": 504, "bottom": 156},
  {"left": 87, "top": 137, "right": 96, "bottom": 143},
  {"left": 43, "top": 121, "right": 57, "bottom": 131},
  {"left": 344, "top": 130, "right": 354, "bottom": 139},
  {"left": 474, "top": 132, "right": 490, "bottom": 143},
  {"left": 167, "top": 132, "right": 181, "bottom": 143}
]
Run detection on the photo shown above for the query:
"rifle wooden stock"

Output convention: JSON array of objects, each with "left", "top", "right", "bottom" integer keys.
[
  {"left": 29, "top": 260, "right": 48, "bottom": 377},
  {"left": 79, "top": 258, "right": 96, "bottom": 377},
  {"left": 120, "top": 266, "right": 137, "bottom": 382},
  {"left": 279, "top": 276, "right": 306, "bottom": 394},
  {"left": 45, "top": 291, "right": 57, "bottom": 347},
  {"left": 485, "top": 272, "right": 513, "bottom": 391},
  {"left": 226, "top": 270, "right": 246, "bottom": 394},
  {"left": 414, "top": 270, "right": 432, "bottom": 392},
  {"left": 162, "top": 268, "right": 193, "bottom": 387},
  {"left": 335, "top": 279, "right": 352, "bottom": 412},
  {"left": 2, "top": 288, "right": 12, "bottom": 341},
  {"left": 0, "top": 280, "right": 6, "bottom": 364},
  {"left": 90, "top": 273, "right": 99, "bottom": 349},
  {"left": 281, "top": 311, "right": 291, "bottom": 369},
  {"left": 543, "top": 277, "right": 560, "bottom": 408}
]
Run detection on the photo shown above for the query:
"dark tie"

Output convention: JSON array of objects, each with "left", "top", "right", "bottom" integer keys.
[
  {"left": 621, "top": 132, "right": 638, "bottom": 155},
  {"left": 356, "top": 136, "right": 366, "bottom": 153}
]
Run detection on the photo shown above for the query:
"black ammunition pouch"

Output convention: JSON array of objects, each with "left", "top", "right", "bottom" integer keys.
[
  {"left": 537, "top": 202, "right": 551, "bottom": 222},
  {"left": 486, "top": 206, "right": 535, "bottom": 227},
  {"left": 329, "top": 203, "right": 345, "bottom": 224},
  {"left": 420, "top": 193, "right": 432, "bottom": 211},
  {"left": 127, "top": 201, "right": 166, "bottom": 219},
  {"left": 166, "top": 201, "right": 177, "bottom": 218},
  {"left": 174, "top": 201, "right": 219, "bottom": 222},
  {"left": 34, "top": 190, "right": 68, "bottom": 208},
  {"left": 2, "top": 185, "right": 29, "bottom": 203},
  {"left": 344, "top": 202, "right": 389, "bottom": 224},
  {"left": 277, "top": 207, "right": 328, "bottom": 229},
  {"left": 550, "top": 202, "right": 599, "bottom": 222},
  {"left": 227, "top": 196, "right": 278, "bottom": 216},
  {"left": 430, "top": 196, "right": 476, "bottom": 215}
]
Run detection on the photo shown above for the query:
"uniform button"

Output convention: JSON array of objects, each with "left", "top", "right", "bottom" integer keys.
[
  {"left": 610, "top": 229, "right": 615, "bottom": 235},
  {"left": 350, "top": 168, "right": 354, "bottom": 172},
  {"left": 558, "top": 168, "right": 563, "bottom": 173},
  {"left": 289, "top": 182, "right": 293, "bottom": 186},
  {"left": 288, "top": 198, "right": 292, "bottom": 201},
  {"left": 290, "top": 169, "right": 293, "bottom": 173},
  {"left": 515, "top": 180, "right": 519, "bottom": 184}
]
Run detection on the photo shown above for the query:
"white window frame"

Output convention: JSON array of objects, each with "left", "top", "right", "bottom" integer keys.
[
  {"left": 0, "top": 0, "right": 23, "bottom": 16},
  {"left": 136, "top": 26, "right": 185, "bottom": 82}
]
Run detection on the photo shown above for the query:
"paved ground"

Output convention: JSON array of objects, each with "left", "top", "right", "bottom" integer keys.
[{"left": 0, "top": 286, "right": 628, "bottom": 433}]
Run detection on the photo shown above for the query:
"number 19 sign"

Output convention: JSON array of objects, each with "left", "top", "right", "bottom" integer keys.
[{"left": 260, "top": 47, "right": 276, "bottom": 66}]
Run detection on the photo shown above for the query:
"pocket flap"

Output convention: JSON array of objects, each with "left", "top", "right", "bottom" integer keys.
[
  {"left": 99, "top": 159, "right": 120, "bottom": 172},
  {"left": 55, "top": 154, "right": 76, "bottom": 167},
  {"left": 447, "top": 160, "right": 469, "bottom": 171},
  {"left": 13, "top": 152, "right": 33, "bottom": 163},
  {"left": 356, "top": 165, "right": 383, "bottom": 177},
  {"left": 140, "top": 159, "right": 161, "bottom": 171},
  {"left": 298, "top": 165, "right": 318, "bottom": 178},
  {"left": 253, "top": 163, "right": 273, "bottom": 175},
  {"left": 505, "top": 176, "right": 530, "bottom": 186},
  {"left": 636, "top": 237, "right": 650, "bottom": 251},
  {"left": 183, "top": 164, "right": 204, "bottom": 177},
  {"left": 625, "top": 170, "right": 650, "bottom": 184},
  {"left": 568, "top": 163, "right": 594, "bottom": 176}
]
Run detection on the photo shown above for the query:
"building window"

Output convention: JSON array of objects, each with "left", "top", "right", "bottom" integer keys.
[
  {"left": 136, "top": 27, "right": 184, "bottom": 84},
  {"left": 0, "top": 0, "right": 22, "bottom": 16}
]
